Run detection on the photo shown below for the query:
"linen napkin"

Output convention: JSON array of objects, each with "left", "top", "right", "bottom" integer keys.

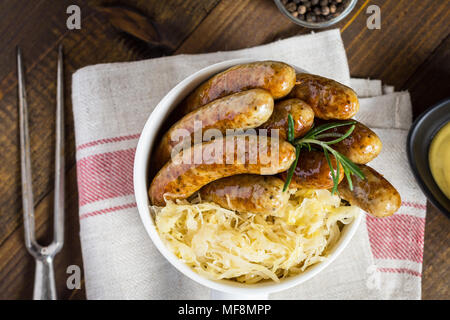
[{"left": 72, "top": 29, "right": 426, "bottom": 300}]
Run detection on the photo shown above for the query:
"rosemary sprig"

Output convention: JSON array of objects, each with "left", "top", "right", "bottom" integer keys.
[
  {"left": 282, "top": 119, "right": 365, "bottom": 193},
  {"left": 282, "top": 145, "right": 301, "bottom": 192},
  {"left": 287, "top": 114, "right": 295, "bottom": 143}
]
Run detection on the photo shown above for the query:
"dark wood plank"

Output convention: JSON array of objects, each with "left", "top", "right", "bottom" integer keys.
[
  {"left": 88, "top": 0, "right": 222, "bottom": 52},
  {"left": 176, "top": 0, "right": 302, "bottom": 54},
  {"left": 403, "top": 34, "right": 450, "bottom": 118},
  {"left": 422, "top": 204, "right": 450, "bottom": 300},
  {"left": 341, "top": 0, "right": 450, "bottom": 90}
]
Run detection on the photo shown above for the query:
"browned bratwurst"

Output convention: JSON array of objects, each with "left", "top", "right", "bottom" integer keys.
[
  {"left": 259, "top": 98, "right": 314, "bottom": 140},
  {"left": 199, "top": 175, "right": 289, "bottom": 215},
  {"left": 149, "top": 135, "right": 296, "bottom": 206},
  {"left": 182, "top": 61, "right": 296, "bottom": 114},
  {"left": 317, "top": 119, "right": 382, "bottom": 164},
  {"left": 338, "top": 164, "right": 401, "bottom": 217},
  {"left": 281, "top": 150, "right": 344, "bottom": 189},
  {"left": 152, "top": 89, "right": 274, "bottom": 170},
  {"left": 289, "top": 73, "right": 359, "bottom": 120}
]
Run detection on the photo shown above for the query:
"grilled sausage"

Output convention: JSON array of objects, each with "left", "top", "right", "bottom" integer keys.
[
  {"left": 338, "top": 164, "right": 401, "bottom": 217},
  {"left": 259, "top": 98, "right": 314, "bottom": 140},
  {"left": 182, "top": 61, "right": 296, "bottom": 114},
  {"left": 153, "top": 89, "right": 274, "bottom": 170},
  {"left": 317, "top": 119, "right": 382, "bottom": 164},
  {"left": 289, "top": 73, "right": 359, "bottom": 120},
  {"left": 281, "top": 150, "right": 344, "bottom": 189},
  {"left": 149, "top": 135, "right": 296, "bottom": 206},
  {"left": 199, "top": 175, "right": 289, "bottom": 215}
]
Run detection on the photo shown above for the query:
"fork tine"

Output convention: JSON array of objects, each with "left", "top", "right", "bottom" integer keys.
[
  {"left": 18, "top": 46, "right": 63, "bottom": 300},
  {"left": 53, "top": 45, "right": 64, "bottom": 249},
  {"left": 17, "top": 47, "right": 37, "bottom": 251}
]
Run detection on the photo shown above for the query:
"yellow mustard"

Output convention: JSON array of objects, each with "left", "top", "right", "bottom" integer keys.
[{"left": 429, "top": 122, "right": 450, "bottom": 199}]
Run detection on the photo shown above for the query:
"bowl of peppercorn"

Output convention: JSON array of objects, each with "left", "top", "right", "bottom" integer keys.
[{"left": 274, "top": 0, "right": 358, "bottom": 28}]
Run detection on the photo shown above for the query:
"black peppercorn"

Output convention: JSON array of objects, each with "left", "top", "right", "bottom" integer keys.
[
  {"left": 314, "top": 6, "right": 322, "bottom": 15},
  {"left": 286, "top": 2, "right": 297, "bottom": 12},
  {"left": 298, "top": 5, "right": 307, "bottom": 14},
  {"left": 330, "top": 4, "right": 337, "bottom": 13},
  {"left": 281, "top": 0, "right": 352, "bottom": 24},
  {"left": 322, "top": 6, "right": 330, "bottom": 15},
  {"left": 306, "top": 12, "right": 316, "bottom": 22}
]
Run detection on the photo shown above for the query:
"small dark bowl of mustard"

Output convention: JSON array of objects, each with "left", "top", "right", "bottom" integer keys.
[{"left": 407, "top": 98, "right": 450, "bottom": 216}]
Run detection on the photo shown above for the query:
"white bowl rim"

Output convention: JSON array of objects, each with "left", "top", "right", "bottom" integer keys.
[{"left": 133, "top": 58, "right": 363, "bottom": 295}]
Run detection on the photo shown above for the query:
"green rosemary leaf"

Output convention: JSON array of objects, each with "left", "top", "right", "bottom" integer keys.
[
  {"left": 323, "top": 124, "right": 355, "bottom": 145},
  {"left": 287, "top": 114, "right": 295, "bottom": 143},
  {"left": 333, "top": 152, "right": 340, "bottom": 194},
  {"left": 300, "top": 120, "right": 356, "bottom": 141},
  {"left": 314, "top": 133, "right": 344, "bottom": 139},
  {"left": 343, "top": 165, "right": 354, "bottom": 191},
  {"left": 323, "top": 147, "right": 337, "bottom": 194},
  {"left": 336, "top": 153, "right": 365, "bottom": 179},
  {"left": 283, "top": 144, "right": 301, "bottom": 192}
]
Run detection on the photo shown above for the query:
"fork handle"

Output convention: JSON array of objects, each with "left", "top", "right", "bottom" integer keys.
[{"left": 33, "top": 256, "right": 57, "bottom": 300}]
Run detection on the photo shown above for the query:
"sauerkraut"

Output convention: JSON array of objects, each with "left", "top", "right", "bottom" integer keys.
[{"left": 153, "top": 189, "right": 359, "bottom": 283}]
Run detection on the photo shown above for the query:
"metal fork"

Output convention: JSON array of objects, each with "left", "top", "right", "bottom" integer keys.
[{"left": 17, "top": 45, "right": 65, "bottom": 300}]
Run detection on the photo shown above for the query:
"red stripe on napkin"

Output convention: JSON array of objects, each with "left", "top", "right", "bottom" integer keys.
[
  {"left": 401, "top": 201, "right": 427, "bottom": 210},
  {"left": 77, "top": 148, "right": 136, "bottom": 206},
  {"left": 367, "top": 214, "right": 425, "bottom": 263},
  {"left": 378, "top": 267, "right": 421, "bottom": 277},
  {"left": 80, "top": 202, "right": 137, "bottom": 220},
  {"left": 77, "top": 134, "right": 141, "bottom": 151}
]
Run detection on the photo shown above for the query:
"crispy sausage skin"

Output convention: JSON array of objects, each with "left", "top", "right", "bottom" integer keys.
[
  {"left": 153, "top": 89, "right": 274, "bottom": 170},
  {"left": 281, "top": 150, "right": 344, "bottom": 189},
  {"left": 149, "top": 136, "right": 296, "bottom": 206},
  {"left": 289, "top": 73, "right": 359, "bottom": 120},
  {"left": 338, "top": 164, "right": 401, "bottom": 218},
  {"left": 259, "top": 98, "right": 314, "bottom": 140},
  {"left": 182, "top": 61, "right": 296, "bottom": 114},
  {"left": 317, "top": 119, "right": 382, "bottom": 164},
  {"left": 199, "top": 175, "right": 289, "bottom": 215}
]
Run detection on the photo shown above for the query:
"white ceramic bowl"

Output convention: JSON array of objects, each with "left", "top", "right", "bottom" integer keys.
[{"left": 133, "top": 58, "right": 362, "bottom": 299}]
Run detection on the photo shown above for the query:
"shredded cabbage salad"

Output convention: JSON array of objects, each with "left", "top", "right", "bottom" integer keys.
[{"left": 153, "top": 189, "right": 359, "bottom": 284}]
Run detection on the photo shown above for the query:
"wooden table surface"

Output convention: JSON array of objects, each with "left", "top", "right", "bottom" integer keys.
[{"left": 0, "top": 0, "right": 448, "bottom": 300}]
